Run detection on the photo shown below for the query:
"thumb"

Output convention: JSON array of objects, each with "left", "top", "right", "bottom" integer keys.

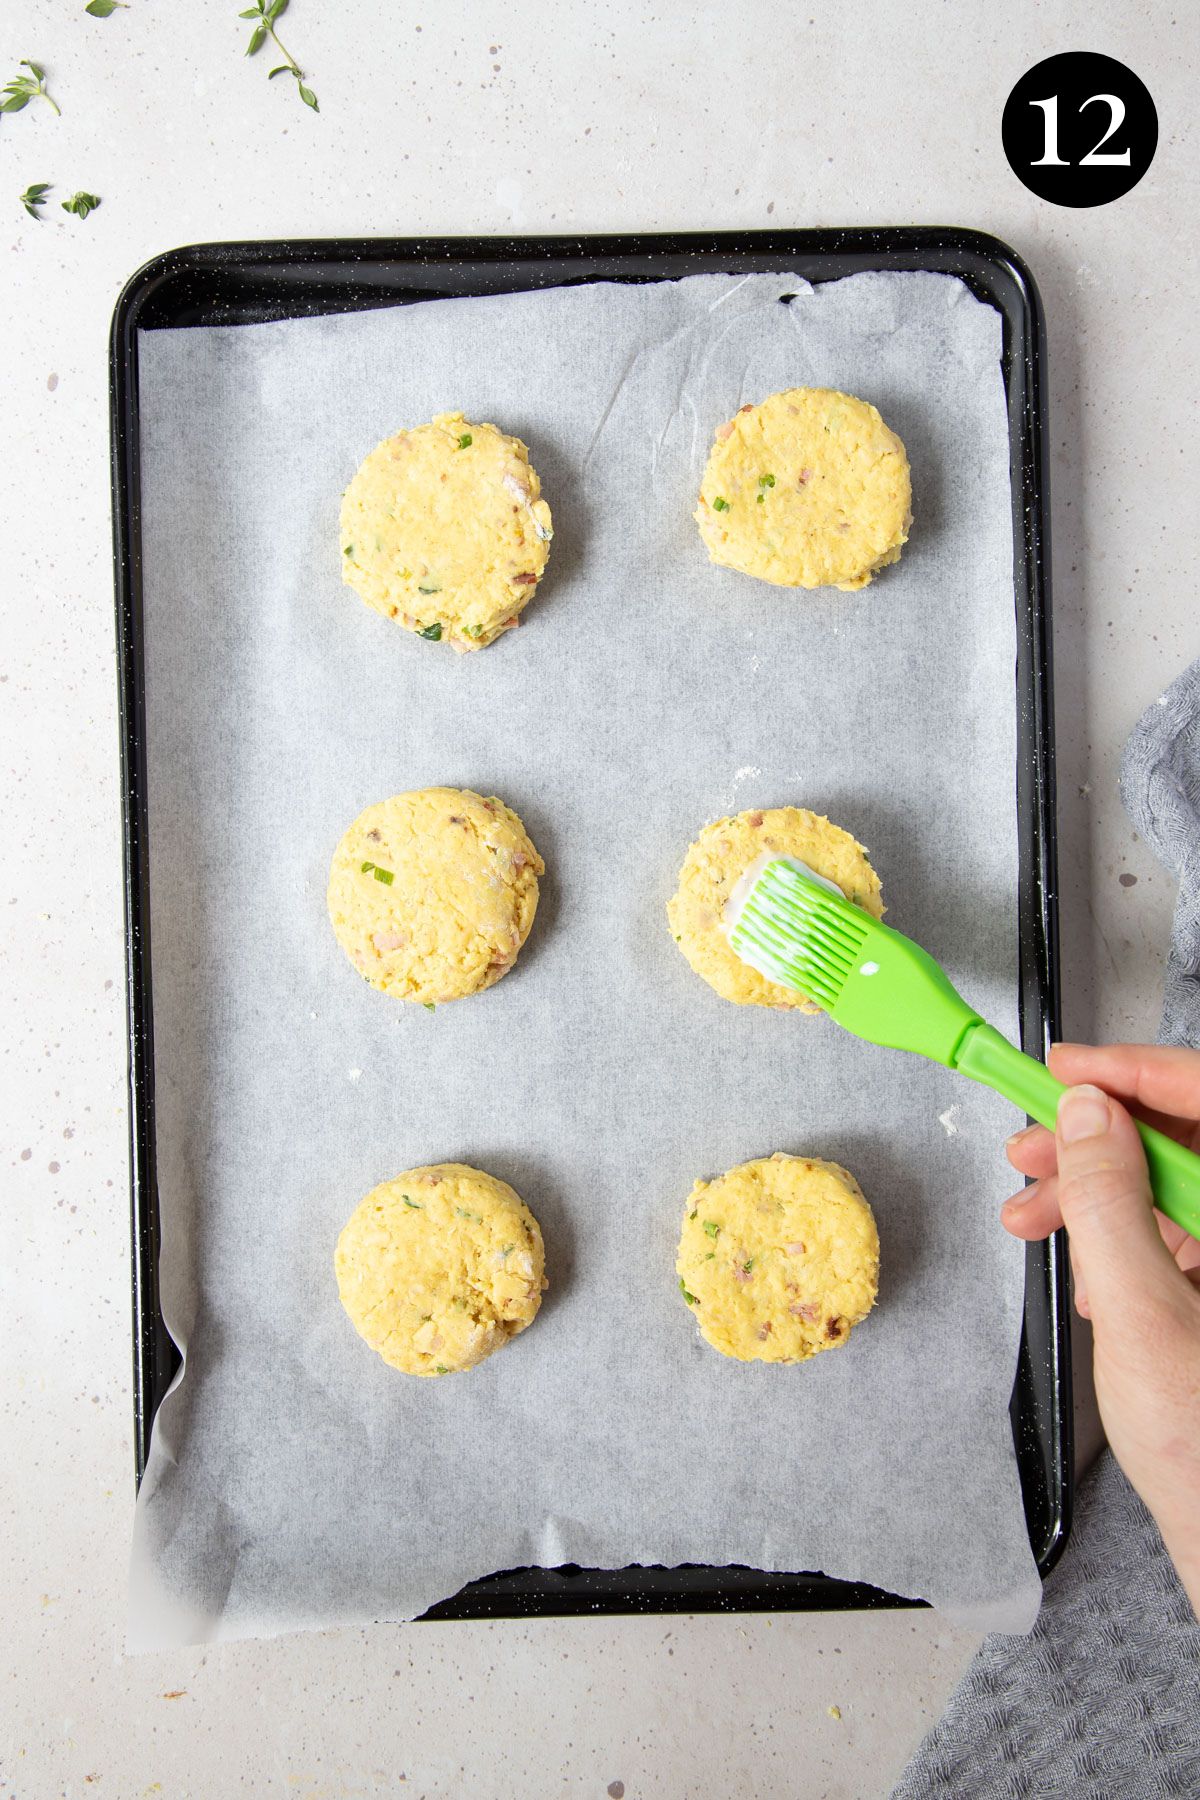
[{"left": 1055, "top": 1084, "right": 1179, "bottom": 1322}]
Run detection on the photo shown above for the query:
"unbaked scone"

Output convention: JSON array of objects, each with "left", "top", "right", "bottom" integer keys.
[
  {"left": 340, "top": 411, "right": 553, "bottom": 651},
  {"left": 327, "top": 788, "right": 543, "bottom": 1003},
  {"left": 336, "top": 1164, "right": 547, "bottom": 1375},
  {"left": 695, "top": 388, "right": 911, "bottom": 590},
  {"left": 676, "top": 1153, "right": 878, "bottom": 1363},
  {"left": 667, "top": 806, "right": 883, "bottom": 1011}
]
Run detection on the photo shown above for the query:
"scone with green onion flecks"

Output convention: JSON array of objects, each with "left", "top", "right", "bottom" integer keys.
[
  {"left": 336, "top": 1164, "right": 546, "bottom": 1375},
  {"left": 327, "top": 787, "right": 543, "bottom": 1003},
  {"left": 667, "top": 805, "right": 884, "bottom": 1011},
  {"left": 677, "top": 1153, "right": 879, "bottom": 1363},
  {"left": 340, "top": 411, "right": 553, "bottom": 650},
  {"left": 695, "top": 388, "right": 911, "bottom": 590}
]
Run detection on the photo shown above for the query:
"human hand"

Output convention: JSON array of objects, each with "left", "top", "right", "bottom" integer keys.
[{"left": 1002, "top": 1043, "right": 1200, "bottom": 1614}]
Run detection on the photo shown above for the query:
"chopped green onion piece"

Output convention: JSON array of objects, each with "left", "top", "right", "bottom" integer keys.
[
  {"left": 423, "top": 1001, "right": 436, "bottom": 1011},
  {"left": 711, "top": 496, "right": 730, "bottom": 512},
  {"left": 743, "top": 1258, "right": 755, "bottom": 1274},
  {"left": 756, "top": 493, "right": 765, "bottom": 504},
  {"left": 417, "top": 622, "right": 442, "bottom": 640},
  {"left": 758, "top": 473, "right": 776, "bottom": 489},
  {"left": 360, "top": 860, "right": 375, "bottom": 873},
  {"left": 417, "top": 582, "right": 442, "bottom": 595},
  {"left": 702, "top": 1220, "right": 720, "bottom": 1239},
  {"left": 689, "top": 1209, "right": 698, "bottom": 1220},
  {"left": 679, "top": 1279, "right": 699, "bottom": 1306},
  {"left": 434, "top": 1364, "right": 449, "bottom": 1374},
  {"left": 343, "top": 544, "right": 354, "bottom": 555},
  {"left": 704, "top": 1251, "right": 716, "bottom": 1260},
  {"left": 372, "top": 866, "right": 394, "bottom": 885},
  {"left": 457, "top": 433, "right": 473, "bottom": 449},
  {"left": 402, "top": 1196, "right": 422, "bottom": 1209}
]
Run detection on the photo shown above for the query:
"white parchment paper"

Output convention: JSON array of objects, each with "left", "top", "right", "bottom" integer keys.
[{"left": 129, "top": 270, "right": 1042, "bottom": 1646}]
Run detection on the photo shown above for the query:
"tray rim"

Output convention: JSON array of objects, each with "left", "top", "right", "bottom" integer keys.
[{"left": 110, "top": 225, "right": 1072, "bottom": 1622}]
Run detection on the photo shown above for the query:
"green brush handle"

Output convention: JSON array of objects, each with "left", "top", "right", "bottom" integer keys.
[{"left": 957, "top": 1022, "right": 1200, "bottom": 1241}]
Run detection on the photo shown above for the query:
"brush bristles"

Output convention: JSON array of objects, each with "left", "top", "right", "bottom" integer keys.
[{"left": 729, "top": 862, "right": 868, "bottom": 1004}]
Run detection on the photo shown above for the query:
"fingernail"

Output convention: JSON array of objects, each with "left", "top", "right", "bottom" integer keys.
[
  {"left": 1006, "top": 1124, "right": 1039, "bottom": 1149},
  {"left": 1058, "top": 1085, "right": 1110, "bottom": 1145},
  {"left": 1001, "top": 1181, "right": 1038, "bottom": 1220}
]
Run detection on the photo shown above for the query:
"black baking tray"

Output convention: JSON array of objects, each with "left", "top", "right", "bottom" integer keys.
[{"left": 111, "top": 228, "right": 1071, "bottom": 1618}]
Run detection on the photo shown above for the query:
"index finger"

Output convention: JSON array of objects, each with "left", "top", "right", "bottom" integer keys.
[{"left": 1048, "top": 1043, "right": 1200, "bottom": 1146}]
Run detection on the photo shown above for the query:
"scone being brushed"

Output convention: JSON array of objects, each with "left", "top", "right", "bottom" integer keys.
[{"left": 667, "top": 806, "right": 884, "bottom": 1012}]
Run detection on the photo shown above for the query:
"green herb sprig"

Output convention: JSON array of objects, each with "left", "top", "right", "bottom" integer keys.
[
  {"left": 85, "top": 0, "right": 128, "bottom": 16},
  {"left": 2, "top": 61, "right": 60, "bottom": 115},
  {"left": 62, "top": 191, "right": 101, "bottom": 219},
  {"left": 679, "top": 1279, "right": 699, "bottom": 1306},
  {"left": 239, "top": 0, "right": 318, "bottom": 110},
  {"left": 20, "top": 182, "right": 51, "bottom": 220}
]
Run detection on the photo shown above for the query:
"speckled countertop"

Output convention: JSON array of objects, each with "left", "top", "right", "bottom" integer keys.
[{"left": 2, "top": 3, "right": 1195, "bottom": 1795}]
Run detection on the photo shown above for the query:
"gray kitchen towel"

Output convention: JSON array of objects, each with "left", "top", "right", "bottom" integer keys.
[
  {"left": 892, "top": 662, "right": 1200, "bottom": 1800},
  {"left": 890, "top": 1452, "right": 1200, "bottom": 1799}
]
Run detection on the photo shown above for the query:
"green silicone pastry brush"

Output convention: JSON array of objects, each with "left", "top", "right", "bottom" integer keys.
[{"left": 725, "top": 855, "right": 1200, "bottom": 1240}]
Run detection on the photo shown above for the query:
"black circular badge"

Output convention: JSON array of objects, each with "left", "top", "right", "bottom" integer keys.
[{"left": 1002, "top": 52, "right": 1157, "bottom": 207}]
